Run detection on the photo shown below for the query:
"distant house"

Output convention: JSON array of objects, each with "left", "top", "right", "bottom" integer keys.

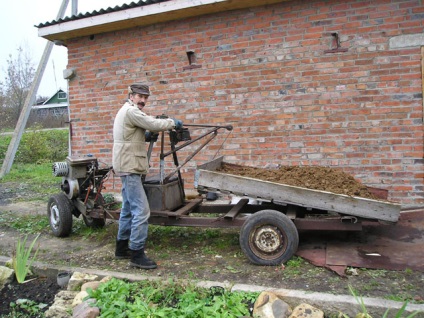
[
  {"left": 32, "top": 89, "right": 68, "bottom": 118},
  {"left": 29, "top": 89, "right": 68, "bottom": 127}
]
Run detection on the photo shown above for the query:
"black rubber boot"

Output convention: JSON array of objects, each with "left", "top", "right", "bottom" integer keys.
[
  {"left": 130, "top": 249, "right": 157, "bottom": 269},
  {"left": 115, "top": 240, "right": 131, "bottom": 259}
]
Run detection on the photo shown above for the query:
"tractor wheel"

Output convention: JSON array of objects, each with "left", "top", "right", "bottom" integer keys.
[
  {"left": 239, "top": 209, "right": 299, "bottom": 266},
  {"left": 83, "top": 194, "right": 106, "bottom": 228},
  {"left": 82, "top": 215, "right": 106, "bottom": 228},
  {"left": 47, "top": 193, "right": 74, "bottom": 237}
]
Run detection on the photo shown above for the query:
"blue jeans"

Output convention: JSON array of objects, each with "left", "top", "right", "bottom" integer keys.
[{"left": 117, "top": 174, "right": 150, "bottom": 251}]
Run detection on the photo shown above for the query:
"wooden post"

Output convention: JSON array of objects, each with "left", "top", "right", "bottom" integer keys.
[
  {"left": 0, "top": 0, "right": 69, "bottom": 178},
  {"left": 422, "top": 47, "right": 424, "bottom": 139}
]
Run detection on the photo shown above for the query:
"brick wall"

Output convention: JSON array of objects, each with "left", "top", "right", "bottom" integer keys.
[{"left": 66, "top": 0, "right": 424, "bottom": 207}]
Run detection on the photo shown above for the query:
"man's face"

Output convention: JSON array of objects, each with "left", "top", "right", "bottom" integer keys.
[{"left": 130, "top": 93, "right": 149, "bottom": 110}]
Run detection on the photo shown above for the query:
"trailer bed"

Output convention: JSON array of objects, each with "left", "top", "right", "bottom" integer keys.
[{"left": 195, "top": 157, "right": 401, "bottom": 223}]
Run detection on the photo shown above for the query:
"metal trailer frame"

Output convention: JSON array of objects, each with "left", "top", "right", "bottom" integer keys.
[{"left": 47, "top": 123, "right": 401, "bottom": 265}]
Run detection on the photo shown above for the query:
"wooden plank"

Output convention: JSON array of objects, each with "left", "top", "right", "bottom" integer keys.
[
  {"left": 422, "top": 47, "right": 424, "bottom": 137},
  {"left": 196, "top": 163, "right": 401, "bottom": 223},
  {"left": 39, "top": 0, "right": 292, "bottom": 42}
]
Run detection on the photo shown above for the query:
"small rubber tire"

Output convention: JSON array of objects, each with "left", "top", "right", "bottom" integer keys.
[
  {"left": 239, "top": 209, "right": 299, "bottom": 266},
  {"left": 47, "top": 193, "right": 74, "bottom": 237}
]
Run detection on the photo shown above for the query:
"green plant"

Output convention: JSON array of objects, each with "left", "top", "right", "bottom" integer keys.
[
  {"left": 382, "top": 301, "right": 422, "bottom": 318},
  {"left": 0, "top": 162, "right": 61, "bottom": 201},
  {"left": 9, "top": 299, "right": 47, "bottom": 317},
  {"left": 347, "top": 284, "right": 422, "bottom": 318},
  {"left": 348, "top": 284, "right": 371, "bottom": 318},
  {"left": 87, "top": 277, "right": 258, "bottom": 317},
  {"left": 12, "top": 234, "right": 40, "bottom": 283},
  {"left": 0, "top": 128, "right": 68, "bottom": 164},
  {"left": 15, "top": 125, "right": 50, "bottom": 164},
  {"left": 285, "top": 256, "right": 304, "bottom": 268},
  {"left": 0, "top": 212, "right": 50, "bottom": 234}
]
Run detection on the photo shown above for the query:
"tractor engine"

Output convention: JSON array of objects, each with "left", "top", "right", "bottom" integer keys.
[
  {"left": 52, "top": 156, "right": 102, "bottom": 200},
  {"left": 49, "top": 156, "right": 112, "bottom": 237}
]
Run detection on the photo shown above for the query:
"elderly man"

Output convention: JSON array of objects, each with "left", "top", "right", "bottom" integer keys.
[{"left": 112, "top": 83, "right": 182, "bottom": 269}]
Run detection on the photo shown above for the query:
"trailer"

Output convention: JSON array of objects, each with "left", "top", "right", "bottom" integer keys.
[{"left": 48, "top": 124, "right": 401, "bottom": 265}]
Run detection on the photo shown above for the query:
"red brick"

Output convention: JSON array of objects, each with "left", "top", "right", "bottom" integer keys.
[{"left": 65, "top": 0, "right": 424, "bottom": 206}]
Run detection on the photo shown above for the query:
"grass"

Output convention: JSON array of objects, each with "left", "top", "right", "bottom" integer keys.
[
  {"left": 0, "top": 162, "right": 60, "bottom": 201},
  {"left": 0, "top": 128, "right": 68, "bottom": 202}
]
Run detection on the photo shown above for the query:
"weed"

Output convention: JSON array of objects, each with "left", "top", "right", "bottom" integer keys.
[
  {"left": 343, "top": 284, "right": 423, "bottom": 318},
  {"left": 366, "top": 269, "right": 388, "bottom": 278},
  {"left": 0, "top": 212, "right": 50, "bottom": 234},
  {"left": 386, "top": 293, "right": 415, "bottom": 303},
  {"left": 404, "top": 268, "right": 413, "bottom": 275},
  {"left": 8, "top": 299, "right": 47, "bottom": 317},
  {"left": 348, "top": 285, "right": 371, "bottom": 318},
  {"left": 382, "top": 301, "right": 422, "bottom": 318},
  {"left": 285, "top": 256, "right": 304, "bottom": 268},
  {"left": 201, "top": 246, "right": 215, "bottom": 255}
]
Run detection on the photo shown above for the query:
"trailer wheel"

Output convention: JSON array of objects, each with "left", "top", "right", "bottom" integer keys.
[
  {"left": 239, "top": 209, "right": 298, "bottom": 266},
  {"left": 47, "top": 193, "right": 74, "bottom": 237}
]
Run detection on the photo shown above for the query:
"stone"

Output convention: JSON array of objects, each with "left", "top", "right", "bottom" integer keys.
[
  {"left": 72, "top": 290, "right": 90, "bottom": 308},
  {"left": 45, "top": 291, "right": 78, "bottom": 318},
  {"left": 73, "top": 299, "right": 99, "bottom": 318},
  {"left": 67, "top": 272, "right": 99, "bottom": 291},
  {"left": 0, "top": 265, "right": 14, "bottom": 289},
  {"left": 100, "top": 275, "right": 113, "bottom": 283},
  {"left": 253, "top": 291, "right": 292, "bottom": 318},
  {"left": 289, "top": 303, "right": 324, "bottom": 318},
  {"left": 81, "top": 281, "right": 101, "bottom": 292}
]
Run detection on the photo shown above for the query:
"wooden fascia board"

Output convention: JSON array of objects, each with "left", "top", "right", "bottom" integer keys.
[{"left": 38, "top": 0, "right": 290, "bottom": 43}]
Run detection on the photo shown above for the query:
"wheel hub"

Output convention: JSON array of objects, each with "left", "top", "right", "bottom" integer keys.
[
  {"left": 50, "top": 205, "right": 60, "bottom": 229},
  {"left": 254, "top": 226, "right": 282, "bottom": 253}
]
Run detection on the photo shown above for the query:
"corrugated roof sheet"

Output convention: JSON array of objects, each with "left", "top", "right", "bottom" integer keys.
[{"left": 35, "top": 0, "right": 171, "bottom": 28}]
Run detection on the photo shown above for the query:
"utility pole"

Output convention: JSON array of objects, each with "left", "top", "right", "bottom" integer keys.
[{"left": 0, "top": 0, "right": 70, "bottom": 179}]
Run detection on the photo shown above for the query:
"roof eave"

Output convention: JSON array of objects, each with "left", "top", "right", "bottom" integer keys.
[{"left": 37, "top": 0, "right": 289, "bottom": 44}]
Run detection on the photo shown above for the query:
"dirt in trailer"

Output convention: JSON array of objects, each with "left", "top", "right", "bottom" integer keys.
[{"left": 217, "top": 163, "right": 380, "bottom": 200}]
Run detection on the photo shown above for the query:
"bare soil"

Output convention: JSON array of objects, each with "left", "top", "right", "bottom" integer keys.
[{"left": 0, "top": 275, "right": 61, "bottom": 317}]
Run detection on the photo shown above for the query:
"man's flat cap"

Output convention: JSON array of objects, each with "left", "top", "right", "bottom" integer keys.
[{"left": 129, "top": 83, "right": 150, "bottom": 96}]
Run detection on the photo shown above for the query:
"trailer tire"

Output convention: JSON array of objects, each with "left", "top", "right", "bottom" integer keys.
[
  {"left": 47, "top": 193, "right": 74, "bottom": 237},
  {"left": 239, "top": 209, "right": 298, "bottom": 266}
]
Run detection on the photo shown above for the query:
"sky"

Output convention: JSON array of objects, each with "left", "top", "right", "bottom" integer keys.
[{"left": 0, "top": 0, "right": 129, "bottom": 97}]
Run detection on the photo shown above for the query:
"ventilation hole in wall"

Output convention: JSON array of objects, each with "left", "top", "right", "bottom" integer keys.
[
  {"left": 324, "top": 32, "right": 348, "bottom": 54},
  {"left": 183, "top": 51, "right": 202, "bottom": 71},
  {"left": 187, "top": 51, "right": 196, "bottom": 65}
]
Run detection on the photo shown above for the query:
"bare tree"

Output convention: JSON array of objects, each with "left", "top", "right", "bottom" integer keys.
[{"left": 0, "top": 46, "right": 35, "bottom": 129}]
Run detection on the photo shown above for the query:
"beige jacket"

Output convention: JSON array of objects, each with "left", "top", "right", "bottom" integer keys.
[{"left": 112, "top": 100, "right": 175, "bottom": 175}]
